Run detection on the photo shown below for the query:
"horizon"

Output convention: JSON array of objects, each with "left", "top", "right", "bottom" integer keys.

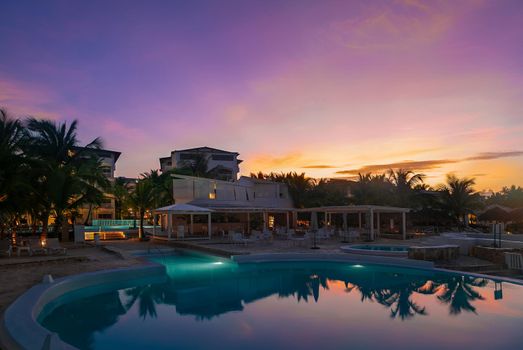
[{"left": 1, "top": 0, "right": 522, "bottom": 191}]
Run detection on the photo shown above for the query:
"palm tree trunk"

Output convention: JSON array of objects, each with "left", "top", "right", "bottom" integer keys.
[
  {"left": 61, "top": 219, "right": 69, "bottom": 242},
  {"left": 139, "top": 209, "right": 145, "bottom": 240},
  {"left": 83, "top": 204, "right": 93, "bottom": 225},
  {"left": 41, "top": 213, "right": 49, "bottom": 241}
]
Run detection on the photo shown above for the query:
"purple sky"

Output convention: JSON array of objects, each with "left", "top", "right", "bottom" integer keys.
[{"left": 1, "top": 0, "right": 522, "bottom": 190}]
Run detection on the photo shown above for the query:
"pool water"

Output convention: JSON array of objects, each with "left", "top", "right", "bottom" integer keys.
[{"left": 39, "top": 251, "right": 523, "bottom": 350}]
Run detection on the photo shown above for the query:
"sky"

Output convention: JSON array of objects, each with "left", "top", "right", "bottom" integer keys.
[{"left": 1, "top": 0, "right": 522, "bottom": 191}]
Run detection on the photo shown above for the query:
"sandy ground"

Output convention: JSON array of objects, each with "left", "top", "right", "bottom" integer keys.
[{"left": 0, "top": 244, "right": 143, "bottom": 313}]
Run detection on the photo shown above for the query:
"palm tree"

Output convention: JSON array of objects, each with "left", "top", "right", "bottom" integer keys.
[
  {"left": 438, "top": 174, "right": 481, "bottom": 229},
  {"left": 112, "top": 177, "right": 131, "bottom": 220},
  {"left": 352, "top": 173, "right": 393, "bottom": 205},
  {"left": 128, "top": 178, "right": 156, "bottom": 240},
  {"left": 280, "top": 172, "right": 314, "bottom": 208},
  {"left": 388, "top": 169, "right": 425, "bottom": 208},
  {"left": 26, "top": 118, "right": 108, "bottom": 240},
  {"left": 142, "top": 169, "right": 175, "bottom": 207},
  {"left": 0, "top": 109, "right": 31, "bottom": 241}
]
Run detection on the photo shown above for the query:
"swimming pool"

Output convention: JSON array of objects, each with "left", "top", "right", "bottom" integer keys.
[
  {"left": 341, "top": 244, "right": 410, "bottom": 257},
  {"left": 34, "top": 251, "right": 523, "bottom": 349}
]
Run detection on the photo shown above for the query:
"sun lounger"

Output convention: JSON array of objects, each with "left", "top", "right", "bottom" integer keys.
[
  {"left": 16, "top": 239, "right": 32, "bottom": 256},
  {"left": 231, "top": 232, "right": 253, "bottom": 245},
  {"left": 505, "top": 252, "right": 523, "bottom": 272},
  {"left": 28, "top": 238, "right": 47, "bottom": 255},
  {"left": 45, "top": 238, "right": 67, "bottom": 255},
  {"left": 289, "top": 232, "right": 310, "bottom": 246}
]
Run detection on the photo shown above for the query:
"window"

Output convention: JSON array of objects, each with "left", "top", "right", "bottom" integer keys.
[
  {"left": 211, "top": 154, "right": 234, "bottom": 161},
  {"left": 180, "top": 153, "right": 199, "bottom": 160},
  {"left": 98, "top": 213, "right": 112, "bottom": 219},
  {"left": 209, "top": 183, "right": 217, "bottom": 199}
]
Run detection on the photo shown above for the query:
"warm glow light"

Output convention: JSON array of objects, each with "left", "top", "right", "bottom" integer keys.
[{"left": 84, "top": 231, "right": 126, "bottom": 241}]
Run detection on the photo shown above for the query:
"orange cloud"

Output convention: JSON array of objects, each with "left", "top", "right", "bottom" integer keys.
[
  {"left": 302, "top": 165, "right": 338, "bottom": 169},
  {"left": 335, "top": 151, "right": 523, "bottom": 175}
]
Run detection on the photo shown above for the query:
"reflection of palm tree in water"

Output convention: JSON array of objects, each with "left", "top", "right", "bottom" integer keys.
[
  {"left": 124, "top": 284, "right": 165, "bottom": 320},
  {"left": 377, "top": 285, "right": 427, "bottom": 320},
  {"left": 418, "top": 276, "right": 488, "bottom": 315},
  {"left": 344, "top": 282, "right": 386, "bottom": 303},
  {"left": 345, "top": 280, "right": 427, "bottom": 320},
  {"left": 279, "top": 273, "right": 330, "bottom": 303}
]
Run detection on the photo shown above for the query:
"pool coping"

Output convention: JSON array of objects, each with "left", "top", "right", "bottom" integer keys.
[
  {"left": 0, "top": 262, "right": 166, "bottom": 350},
  {"left": 2, "top": 251, "right": 523, "bottom": 350},
  {"left": 339, "top": 244, "right": 410, "bottom": 257}
]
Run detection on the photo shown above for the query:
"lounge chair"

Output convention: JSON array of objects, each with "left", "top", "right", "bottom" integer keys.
[
  {"left": 1, "top": 239, "right": 12, "bottom": 257},
  {"left": 505, "top": 252, "right": 523, "bottom": 272},
  {"left": 16, "top": 239, "right": 32, "bottom": 256},
  {"left": 231, "top": 232, "right": 253, "bottom": 245},
  {"left": 45, "top": 238, "right": 67, "bottom": 255},
  {"left": 289, "top": 232, "right": 310, "bottom": 246},
  {"left": 28, "top": 238, "right": 47, "bottom": 255}
]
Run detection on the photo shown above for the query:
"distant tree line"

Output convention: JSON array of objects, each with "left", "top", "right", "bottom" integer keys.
[{"left": 250, "top": 170, "right": 521, "bottom": 229}]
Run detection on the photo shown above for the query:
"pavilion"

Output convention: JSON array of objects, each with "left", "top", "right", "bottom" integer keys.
[{"left": 152, "top": 203, "right": 410, "bottom": 241}]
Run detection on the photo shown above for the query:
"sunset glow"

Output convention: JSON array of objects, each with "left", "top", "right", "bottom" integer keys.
[{"left": 1, "top": 0, "right": 522, "bottom": 190}]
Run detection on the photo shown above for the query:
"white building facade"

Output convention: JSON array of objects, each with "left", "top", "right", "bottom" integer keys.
[
  {"left": 159, "top": 147, "right": 242, "bottom": 181},
  {"left": 171, "top": 175, "right": 294, "bottom": 209}
]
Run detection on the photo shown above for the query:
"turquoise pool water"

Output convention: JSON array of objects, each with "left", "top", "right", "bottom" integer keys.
[{"left": 39, "top": 251, "right": 523, "bottom": 350}]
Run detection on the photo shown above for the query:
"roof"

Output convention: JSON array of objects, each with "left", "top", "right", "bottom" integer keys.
[
  {"left": 154, "top": 203, "right": 213, "bottom": 214},
  {"left": 295, "top": 205, "right": 410, "bottom": 213},
  {"left": 172, "top": 146, "right": 239, "bottom": 155},
  {"left": 73, "top": 146, "right": 121, "bottom": 162}
]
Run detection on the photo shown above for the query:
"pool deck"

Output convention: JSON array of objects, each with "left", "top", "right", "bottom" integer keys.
[{"left": 1, "top": 234, "right": 523, "bottom": 349}]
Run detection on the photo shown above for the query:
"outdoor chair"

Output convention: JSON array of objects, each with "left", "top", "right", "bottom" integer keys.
[
  {"left": 231, "top": 232, "right": 253, "bottom": 245},
  {"left": 289, "top": 232, "right": 310, "bottom": 246},
  {"left": 28, "top": 238, "right": 47, "bottom": 255},
  {"left": 16, "top": 238, "right": 32, "bottom": 256},
  {"left": 45, "top": 238, "right": 67, "bottom": 255},
  {"left": 505, "top": 252, "right": 523, "bottom": 272}
]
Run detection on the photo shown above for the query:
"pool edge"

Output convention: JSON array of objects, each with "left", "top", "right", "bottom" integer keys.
[{"left": 0, "top": 262, "right": 166, "bottom": 350}]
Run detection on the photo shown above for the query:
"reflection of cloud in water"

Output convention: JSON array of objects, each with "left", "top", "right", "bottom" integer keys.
[{"left": 41, "top": 259, "right": 522, "bottom": 349}]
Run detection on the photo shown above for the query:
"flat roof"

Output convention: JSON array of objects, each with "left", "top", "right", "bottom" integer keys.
[{"left": 295, "top": 205, "right": 410, "bottom": 213}]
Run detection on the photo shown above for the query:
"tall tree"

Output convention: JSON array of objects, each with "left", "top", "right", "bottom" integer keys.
[
  {"left": 388, "top": 168, "right": 425, "bottom": 208},
  {"left": 0, "top": 109, "right": 31, "bottom": 241},
  {"left": 26, "top": 118, "right": 109, "bottom": 240},
  {"left": 438, "top": 174, "right": 481, "bottom": 228},
  {"left": 128, "top": 178, "right": 156, "bottom": 240}
]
